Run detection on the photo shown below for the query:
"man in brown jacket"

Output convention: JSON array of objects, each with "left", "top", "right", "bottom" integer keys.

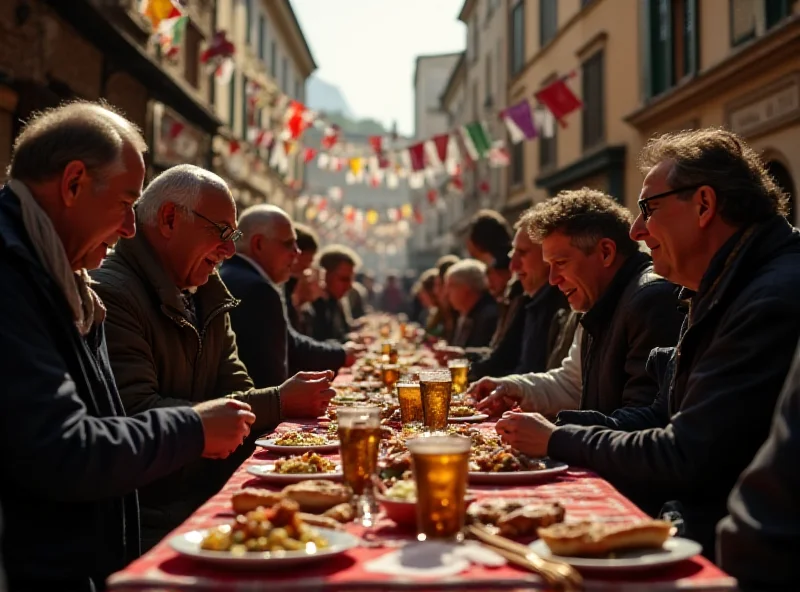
[{"left": 92, "top": 165, "right": 335, "bottom": 550}]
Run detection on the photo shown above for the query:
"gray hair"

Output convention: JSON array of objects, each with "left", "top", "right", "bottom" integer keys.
[
  {"left": 137, "top": 164, "right": 231, "bottom": 226},
  {"left": 237, "top": 204, "right": 292, "bottom": 254},
  {"left": 445, "top": 259, "right": 488, "bottom": 293},
  {"left": 7, "top": 100, "right": 147, "bottom": 185}
]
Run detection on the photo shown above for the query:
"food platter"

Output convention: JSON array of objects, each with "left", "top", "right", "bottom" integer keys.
[
  {"left": 247, "top": 464, "right": 343, "bottom": 484},
  {"left": 255, "top": 438, "right": 340, "bottom": 454}
]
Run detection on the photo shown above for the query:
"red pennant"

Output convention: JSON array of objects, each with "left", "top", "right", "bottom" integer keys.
[
  {"left": 432, "top": 134, "right": 450, "bottom": 163},
  {"left": 534, "top": 75, "right": 582, "bottom": 127},
  {"left": 378, "top": 154, "right": 390, "bottom": 169},
  {"left": 201, "top": 30, "right": 235, "bottom": 63},
  {"left": 427, "top": 189, "right": 438, "bottom": 204},
  {"left": 408, "top": 143, "right": 426, "bottom": 172},
  {"left": 229, "top": 140, "right": 240, "bottom": 155},
  {"left": 168, "top": 121, "right": 184, "bottom": 140},
  {"left": 303, "top": 147, "right": 317, "bottom": 163},
  {"left": 479, "top": 180, "right": 490, "bottom": 193},
  {"left": 286, "top": 101, "right": 309, "bottom": 139},
  {"left": 413, "top": 206, "right": 424, "bottom": 224},
  {"left": 368, "top": 136, "right": 383, "bottom": 154},
  {"left": 321, "top": 125, "right": 340, "bottom": 149}
]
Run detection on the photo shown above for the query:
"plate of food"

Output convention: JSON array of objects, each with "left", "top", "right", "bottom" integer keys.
[
  {"left": 468, "top": 447, "right": 568, "bottom": 484},
  {"left": 170, "top": 499, "right": 360, "bottom": 569},
  {"left": 256, "top": 431, "right": 339, "bottom": 454},
  {"left": 529, "top": 520, "right": 701, "bottom": 573},
  {"left": 448, "top": 405, "right": 489, "bottom": 423},
  {"left": 247, "top": 452, "right": 343, "bottom": 483}
]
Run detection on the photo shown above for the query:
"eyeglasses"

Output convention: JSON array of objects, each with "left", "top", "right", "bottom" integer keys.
[
  {"left": 191, "top": 210, "right": 243, "bottom": 242},
  {"left": 637, "top": 184, "right": 704, "bottom": 221}
]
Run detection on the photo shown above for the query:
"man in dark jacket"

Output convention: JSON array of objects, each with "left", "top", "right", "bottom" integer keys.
[
  {"left": 285, "top": 223, "right": 318, "bottom": 332},
  {"left": 473, "top": 189, "right": 683, "bottom": 416},
  {"left": 220, "top": 205, "right": 357, "bottom": 388},
  {"left": 716, "top": 339, "right": 800, "bottom": 589},
  {"left": 92, "top": 165, "right": 335, "bottom": 550},
  {"left": 495, "top": 129, "right": 800, "bottom": 557},
  {"left": 470, "top": 218, "right": 570, "bottom": 380},
  {"left": 310, "top": 245, "right": 361, "bottom": 342},
  {"left": 0, "top": 103, "right": 253, "bottom": 591},
  {"left": 444, "top": 259, "right": 499, "bottom": 348}
]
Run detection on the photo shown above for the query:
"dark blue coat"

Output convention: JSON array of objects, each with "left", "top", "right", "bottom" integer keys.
[
  {"left": 220, "top": 255, "right": 346, "bottom": 388},
  {"left": 0, "top": 187, "right": 204, "bottom": 591}
]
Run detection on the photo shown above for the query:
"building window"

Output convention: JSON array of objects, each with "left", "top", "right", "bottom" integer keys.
[
  {"left": 270, "top": 41, "right": 277, "bottom": 77},
  {"left": 295, "top": 79, "right": 304, "bottom": 101},
  {"left": 484, "top": 51, "right": 493, "bottom": 108},
  {"left": 731, "top": 0, "right": 790, "bottom": 46},
  {"left": 241, "top": 75, "right": 249, "bottom": 137},
  {"left": 582, "top": 50, "right": 605, "bottom": 151},
  {"left": 511, "top": 141, "right": 524, "bottom": 187},
  {"left": 540, "top": 0, "right": 558, "bottom": 47},
  {"left": 183, "top": 22, "right": 200, "bottom": 89},
  {"left": 258, "top": 15, "right": 267, "bottom": 60},
  {"left": 539, "top": 124, "right": 557, "bottom": 170},
  {"left": 281, "top": 57, "right": 289, "bottom": 92},
  {"left": 509, "top": 1, "right": 525, "bottom": 77},
  {"left": 228, "top": 72, "right": 236, "bottom": 130},
  {"left": 244, "top": 0, "right": 252, "bottom": 44},
  {"left": 645, "top": 0, "right": 698, "bottom": 99}
]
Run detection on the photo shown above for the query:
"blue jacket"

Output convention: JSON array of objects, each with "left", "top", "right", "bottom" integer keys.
[
  {"left": 220, "top": 255, "right": 346, "bottom": 387},
  {"left": 0, "top": 186, "right": 204, "bottom": 590}
]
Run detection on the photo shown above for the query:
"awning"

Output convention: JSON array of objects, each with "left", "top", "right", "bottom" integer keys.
[{"left": 43, "top": 0, "right": 222, "bottom": 134}]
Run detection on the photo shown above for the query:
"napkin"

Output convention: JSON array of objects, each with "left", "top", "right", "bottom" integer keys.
[{"left": 364, "top": 541, "right": 506, "bottom": 578}]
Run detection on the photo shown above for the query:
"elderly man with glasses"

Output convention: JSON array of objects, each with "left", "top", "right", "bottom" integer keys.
[{"left": 91, "top": 165, "right": 335, "bottom": 551}]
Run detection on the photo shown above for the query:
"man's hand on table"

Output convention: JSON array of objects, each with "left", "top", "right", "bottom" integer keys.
[
  {"left": 343, "top": 342, "right": 365, "bottom": 367},
  {"left": 194, "top": 398, "right": 256, "bottom": 459},
  {"left": 280, "top": 370, "right": 336, "bottom": 418},
  {"left": 495, "top": 411, "right": 556, "bottom": 457},
  {"left": 468, "top": 378, "right": 521, "bottom": 417}
]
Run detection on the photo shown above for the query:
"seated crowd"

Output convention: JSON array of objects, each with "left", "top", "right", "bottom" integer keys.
[{"left": 0, "top": 101, "right": 798, "bottom": 591}]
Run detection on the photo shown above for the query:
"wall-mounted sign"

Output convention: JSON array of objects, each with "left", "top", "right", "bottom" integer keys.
[{"left": 727, "top": 74, "right": 800, "bottom": 138}]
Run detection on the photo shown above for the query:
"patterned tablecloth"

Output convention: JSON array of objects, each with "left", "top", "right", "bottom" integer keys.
[{"left": 107, "top": 419, "right": 737, "bottom": 591}]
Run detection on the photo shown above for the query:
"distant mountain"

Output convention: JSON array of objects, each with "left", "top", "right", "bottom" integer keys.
[
  {"left": 307, "top": 76, "right": 354, "bottom": 119},
  {"left": 322, "top": 112, "right": 388, "bottom": 136}
]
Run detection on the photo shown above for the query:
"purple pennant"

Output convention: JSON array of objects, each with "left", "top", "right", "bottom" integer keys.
[{"left": 504, "top": 100, "right": 538, "bottom": 140}]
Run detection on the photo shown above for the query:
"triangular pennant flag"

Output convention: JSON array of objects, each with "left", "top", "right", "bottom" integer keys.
[
  {"left": 214, "top": 58, "right": 235, "bottom": 84},
  {"left": 534, "top": 75, "right": 582, "bottom": 127},
  {"left": 424, "top": 140, "right": 443, "bottom": 170},
  {"left": 303, "top": 147, "right": 317, "bottom": 163},
  {"left": 445, "top": 135, "right": 462, "bottom": 176},
  {"left": 408, "top": 172, "right": 425, "bottom": 189},
  {"left": 460, "top": 122, "right": 493, "bottom": 160},
  {"left": 534, "top": 108, "right": 556, "bottom": 138},
  {"left": 488, "top": 141, "right": 511, "bottom": 168},
  {"left": 386, "top": 171, "right": 399, "bottom": 189},
  {"left": 143, "top": 0, "right": 182, "bottom": 29},
  {"left": 501, "top": 100, "right": 538, "bottom": 143},
  {"left": 349, "top": 158, "right": 363, "bottom": 176},
  {"left": 317, "top": 153, "right": 330, "bottom": 169},
  {"left": 368, "top": 136, "right": 383, "bottom": 154},
  {"left": 408, "top": 143, "right": 426, "bottom": 172}
]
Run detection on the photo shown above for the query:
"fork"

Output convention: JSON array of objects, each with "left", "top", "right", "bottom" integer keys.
[{"left": 466, "top": 524, "right": 583, "bottom": 591}]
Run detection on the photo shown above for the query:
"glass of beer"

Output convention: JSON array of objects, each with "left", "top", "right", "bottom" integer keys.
[
  {"left": 337, "top": 406, "right": 382, "bottom": 525},
  {"left": 448, "top": 359, "right": 470, "bottom": 396},
  {"left": 381, "top": 341, "right": 394, "bottom": 356},
  {"left": 419, "top": 370, "right": 453, "bottom": 431},
  {"left": 381, "top": 363, "right": 401, "bottom": 391},
  {"left": 396, "top": 379, "right": 423, "bottom": 424},
  {"left": 407, "top": 434, "right": 471, "bottom": 542}
]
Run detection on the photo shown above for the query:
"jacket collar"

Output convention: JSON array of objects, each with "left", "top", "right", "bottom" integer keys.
[
  {"left": 111, "top": 228, "right": 237, "bottom": 324},
  {"left": 230, "top": 252, "right": 282, "bottom": 291},
  {"left": 687, "top": 215, "right": 800, "bottom": 324},
  {"left": 581, "top": 250, "right": 652, "bottom": 336}
]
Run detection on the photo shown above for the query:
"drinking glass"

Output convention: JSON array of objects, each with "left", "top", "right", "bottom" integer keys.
[
  {"left": 337, "top": 406, "right": 382, "bottom": 526},
  {"left": 419, "top": 370, "right": 453, "bottom": 431},
  {"left": 448, "top": 359, "right": 470, "bottom": 396},
  {"left": 407, "top": 434, "right": 471, "bottom": 542},
  {"left": 396, "top": 379, "right": 423, "bottom": 424},
  {"left": 380, "top": 364, "right": 401, "bottom": 391}
]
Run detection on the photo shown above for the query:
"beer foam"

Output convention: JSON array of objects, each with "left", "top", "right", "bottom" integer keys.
[{"left": 407, "top": 435, "right": 471, "bottom": 454}]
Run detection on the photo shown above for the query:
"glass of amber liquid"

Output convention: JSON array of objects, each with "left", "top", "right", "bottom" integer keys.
[
  {"left": 396, "top": 379, "right": 423, "bottom": 424},
  {"left": 419, "top": 370, "right": 453, "bottom": 431},
  {"left": 337, "top": 406, "right": 382, "bottom": 525},
  {"left": 448, "top": 359, "right": 470, "bottom": 396},
  {"left": 407, "top": 434, "right": 471, "bottom": 542},
  {"left": 381, "top": 363, "right": 401, "bottom": 391},
  {"left": 381, "top": 341, "right": 393, "bottom": 356}
]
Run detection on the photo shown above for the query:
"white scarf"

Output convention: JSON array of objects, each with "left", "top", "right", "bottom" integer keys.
[{"left": 9, "top": 179, "right": 105, "bottom": 336}]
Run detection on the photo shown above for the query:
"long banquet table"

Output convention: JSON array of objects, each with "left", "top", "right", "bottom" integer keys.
[{"left": 108, "top": 415, "right": 738, "bottom": 591}]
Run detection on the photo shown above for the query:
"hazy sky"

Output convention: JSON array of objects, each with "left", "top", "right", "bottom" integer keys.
[{"left": 290, "top": 0, "right": 466, "bottom": 136}]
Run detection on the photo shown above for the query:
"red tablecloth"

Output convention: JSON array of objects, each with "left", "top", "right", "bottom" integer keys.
[{"left": 108, "top": 421, "right": 736, "bottom": 591}]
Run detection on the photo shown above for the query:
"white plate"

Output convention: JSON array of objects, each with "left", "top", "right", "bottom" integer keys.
[
  {"left": 255, "top": 439, "right": 340, "bottom": 454},
  {"left": 528, "top": 537, "right": 703, "bottom": 573},
  {"left": 246, "top": 463, "right": 343, "bottom": 483},
  {"left": 170, "top": 527, "right": 359, "bottom": 569},
  {"left": 468, "top": 460, "right": 568, "bottom": 484},
  {"left": 448, "top": 413, "right": 489, "bottom": 423}
]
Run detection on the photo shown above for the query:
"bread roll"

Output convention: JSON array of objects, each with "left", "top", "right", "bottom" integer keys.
[
  {"left": 282, "top": 480, "right": 351, "bottom": 512},
  {"left": 231, "top": 488, "right": 285, "bottom": 514},
  {"left": 537, "top": 520, "right": 675, "bottom": 557}
]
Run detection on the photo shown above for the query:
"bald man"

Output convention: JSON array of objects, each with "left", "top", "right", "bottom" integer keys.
[{"left": 220, "top": 205, "right": 356, "bottom": 388}]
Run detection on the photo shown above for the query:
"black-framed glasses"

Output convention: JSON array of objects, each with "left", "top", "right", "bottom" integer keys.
[
  {"left": 191, "top": 209, "right": 243, "bottom": 242},
  {"left": 637, "top": 184, "right": 704, "bottom": 221}
]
